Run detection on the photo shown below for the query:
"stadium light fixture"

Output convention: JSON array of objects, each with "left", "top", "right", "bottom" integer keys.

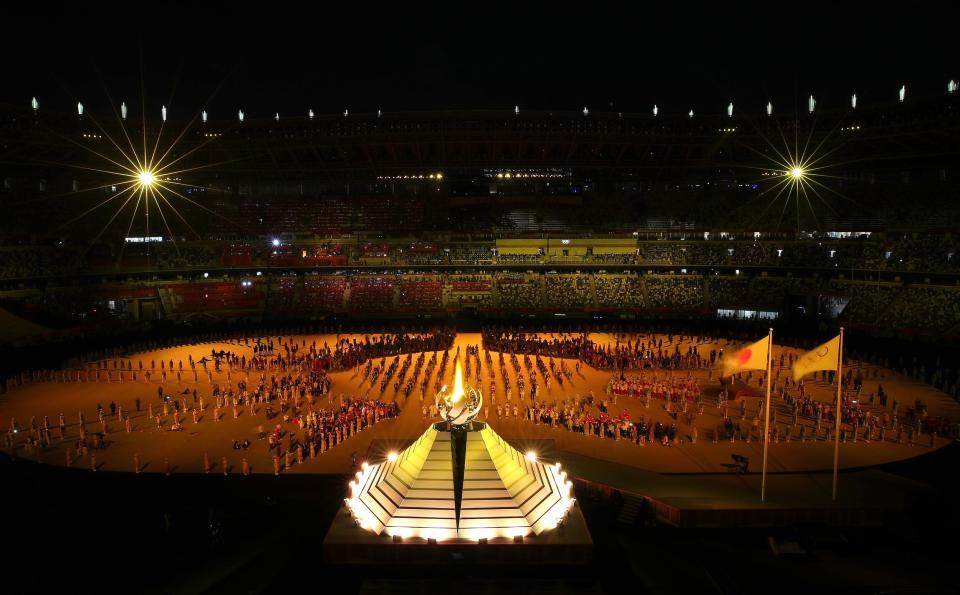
[
  {"left": 582, "top": 106, "right": 589, "bottom": 116},
  {"left": 949, "top": 80, "right": 958, "bottom": 94},
  {"left": 766, "top": 101, "right": 772, "bottom": 116},
  {"left": 525, "top": 451, "right": 537, "bottom": 462},
  {"left": 31, "top": 97, "right": 38, "bottom": 112},
  {"left": 652, "top": 104, "right": 658, "bottom": 116},
  {"left": 727, "top": 102, "right": 733, "bottom": 117},
  {"left": 851, "top": 93, "right": 857, "bottom": 109},
  {"left": 55, "top": 90, "right": 236, "bottom": 243},
  {"left": 387, "top": 451, "right": 399, "bottom": 462},
  {"left": 137, "top": 170, "right": 156, "bottom": 187},
  {"left": 238, "top": 109, "right": 244, "bottom": 123},
  {"left": 789, "top": 167, "right": 804, "bottom": 179},
  {"left": 688, "top": 109, "right": 694, "bottom": 118},
  {"left": 899, "top": 85, "right": 906, "bottom": 102},
  {"left": 808, "top": 95, "right": 816, "bottom": 114},
  {"left": 201, "top": 110, "right": 208, "bottom": 123}
]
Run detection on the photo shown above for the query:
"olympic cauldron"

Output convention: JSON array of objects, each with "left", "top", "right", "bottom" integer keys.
[{"left": 344, "top": 360, "right": 575, "bottom": 542}]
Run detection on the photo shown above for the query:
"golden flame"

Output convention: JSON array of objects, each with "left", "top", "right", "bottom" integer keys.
[{"left": 451, "top": 360, "right": 465, "bottom": 403}]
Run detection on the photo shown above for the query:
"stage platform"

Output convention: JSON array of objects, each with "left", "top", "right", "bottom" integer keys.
[
  {"left": 562, "top": 449, "right": 929, "bottom": 528},
  {"left": 366, "top": 437, "right": 930, "bottom": 529},
  {"left": 323, "top": 500, "right": 593, "bottom": 565}
]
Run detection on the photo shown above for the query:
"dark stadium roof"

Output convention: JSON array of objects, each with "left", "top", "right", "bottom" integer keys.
[
  {"left": 2, "top": 5, "right": 954, "bottom": 115},
  {"left": 3, "top": 99, "right": 957, "bottom": 180}
]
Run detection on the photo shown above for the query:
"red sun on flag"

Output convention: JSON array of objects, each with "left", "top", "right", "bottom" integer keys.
[{"left": 737, "top": 349, "right": 753, "bottom": 365}]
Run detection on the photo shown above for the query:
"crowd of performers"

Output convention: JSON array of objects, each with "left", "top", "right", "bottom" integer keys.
[
  {"left": 486, "top": 372, "right": 704, "bottom": 446},
  {"left": 266, "top": 397, "right": 400, "bottom": 473},
  {"left": 500, "top": 362, "right": 954, "bottom": 446},
  {"left": 3, "top": 330, "right": 454, "bottom": 472},
  {"left": 4, "top": 329, "right": 456, "bottom": 387},
  {"left": 481, "top": 328, "right": 721, "bottom": 370},
  {"left": 3, "top": 328, "right": 956, "bottom": 472}
]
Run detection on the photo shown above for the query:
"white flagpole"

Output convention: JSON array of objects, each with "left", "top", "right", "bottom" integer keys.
[
  {"left": 761, "top": 327, "right": 773, "bottom": 502},
  {"left": 832, "top": 327, "right": 845, "bottom": 501}
]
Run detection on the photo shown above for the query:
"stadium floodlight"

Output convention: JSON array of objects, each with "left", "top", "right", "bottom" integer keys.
[
  {"left": 582, "top": 106, "right": 589, "bottom": 116},
  {"left": 31, "top": 97, "right": 38, "bottom": 112},
  {"left": 201, "top": 110, "right": 207, "bottom": 123},
  {"left": 949, "top": 80, "right": 958, "bottom": 94},
  {"left": 727, "top": 102, "right": 733, "bottom": 117},
  {"left": 377, "top": 109, "right": 382, "bottom": 117},
  {"left": 274, "top": 113, "right": 280, "bottom": 121},
  {"left": 688, "top": 109, "right": 694, "bottom": 118},
  {"left": 272, "top": 238, "right": 280, "bottom": 247},
  {"left": 514, "top": 105, "right": 519, "bottom": 115},
  {"left": 652, "top": 104, "right": 658, "bottom": 116},
  {"left": 766, "top": 101, "right": 772, "bottom": 116},
  {"left": 808, "top": 95, "right": 816, "bottom": 114},
  {"left": 899, "top": 85, "right": 906, "bottom": 102},
  {"left": 851, "top": 93, "right": 857, "bottom": 109},
  {"left": 343, "top": 109, "right": 349, "bottom": 117},
  {"left": 137, "top": 170, "right": 156, "bottom": 187},
  {"left": 309, "top": 109, "right": 315, "bottom": 120},
  {"left": 56, "top": 91, "right": 233, "bottom": 245},
  {"left": 238, "top": 109, "right": 244, "bottom": 123},
  {"left": 789, "top": 167, "right": 804, "bottom": 179}
]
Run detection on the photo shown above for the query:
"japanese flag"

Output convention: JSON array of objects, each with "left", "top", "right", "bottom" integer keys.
[{"left": 722, "top": 336, "right": 770, "bottom": 377}]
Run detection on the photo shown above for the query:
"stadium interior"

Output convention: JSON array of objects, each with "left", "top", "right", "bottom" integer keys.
[{"left": 2, "top": 10, "right": 960, "bottom": 593}]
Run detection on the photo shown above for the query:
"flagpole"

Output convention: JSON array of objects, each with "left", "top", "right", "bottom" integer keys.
[
  {"left": 761, "top": 327, "right": 773, "bottom": 502},
  {"left": 832, "top": 327, "right": 845, "bottom": 501}
]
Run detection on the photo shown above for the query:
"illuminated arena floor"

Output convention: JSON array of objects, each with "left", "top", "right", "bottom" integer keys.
[{"left": 1, "top": 332, "right": 955, "bottom": 509}]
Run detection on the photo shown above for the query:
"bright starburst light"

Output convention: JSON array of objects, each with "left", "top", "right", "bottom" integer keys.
[
  {"left": 733, "top": 110, "right": 855, "bottom": 232},
  {"left": 36, "top": 71, "right": 241, "bottom": 259}
]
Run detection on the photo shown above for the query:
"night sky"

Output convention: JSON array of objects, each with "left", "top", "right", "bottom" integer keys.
[{"left": 1, "top": 3, "right": 953, "bottom": 118}]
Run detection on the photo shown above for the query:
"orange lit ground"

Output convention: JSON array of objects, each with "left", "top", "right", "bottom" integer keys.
[{"left": 1, "top": 333, "right": 954, "bottom": 501}]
